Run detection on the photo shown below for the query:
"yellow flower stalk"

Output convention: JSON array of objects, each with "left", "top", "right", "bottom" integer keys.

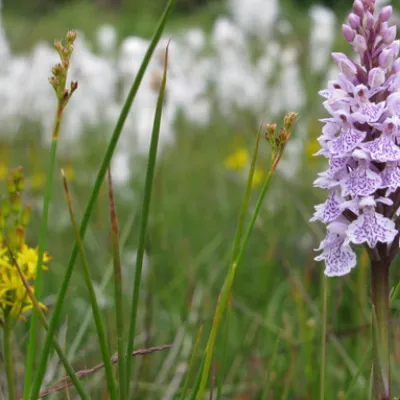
[{"left": 0, "top": 167, "right": 50, "bottom": 400}]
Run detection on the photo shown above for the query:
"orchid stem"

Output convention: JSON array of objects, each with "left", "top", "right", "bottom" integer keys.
[{"left": 371, "top": 259, "right": 390, "bottom": 400}]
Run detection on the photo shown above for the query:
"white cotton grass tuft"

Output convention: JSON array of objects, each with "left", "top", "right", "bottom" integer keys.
[
  {"left": 0, "top": 0, "right": 9, "bottom": 63},
  {"left": 96, "top": 24, "right": 118, "bottom": 55},
  {"left": 229, "top": 0, "right": 279, "bottom": 39},
  {"left": 0, "top": 0, "right": 345, "bottom": 181},
  {"left": 309, "top": 5, "right": 336, "bottom": 72}
]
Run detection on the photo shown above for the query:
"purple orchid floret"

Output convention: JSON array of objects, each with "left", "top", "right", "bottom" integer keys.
[{"left": 312, "top": 0, "right": 400, "bottom": 276}]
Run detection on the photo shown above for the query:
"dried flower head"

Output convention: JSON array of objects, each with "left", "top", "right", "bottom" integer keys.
[
  {"left": 49, "top": 31, "right": 78, "bottom": 103},
  {"left": 312, "top": 0, "right": 400, "bottom": 276}
]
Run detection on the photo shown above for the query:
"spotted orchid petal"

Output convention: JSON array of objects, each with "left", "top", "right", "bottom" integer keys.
[{"left": 347, "top": 207, "right": 397, "bottom": 247}]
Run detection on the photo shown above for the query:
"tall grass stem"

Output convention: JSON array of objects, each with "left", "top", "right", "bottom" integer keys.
[
  {"left": 216, "top": 128, "right": 262, "bottom": 400},
  {"left": 125, "top": 42, "right": 169, "bottom": 393},
  {"left": 30, "top": 2, "right": 175, "bottom": 394},
  {"left": 61, "top": 172, "right": 118, "bottom": 399},
  {"left": 107, "top": 169, "right": 127, "bottom": 399},
  {"left": 23, "top": 113, "right": 61, "bottom": 400},
  {"left": 180, "top": 323, "right": 204, "bottom": 400},
  {"left": 196, "top": 146, "right": 287, "bottom": 399}
]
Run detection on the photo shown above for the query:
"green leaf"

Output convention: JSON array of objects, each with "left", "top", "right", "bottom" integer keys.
[{"left": 29, "top": 2, "right": 176, "bottom": 397}]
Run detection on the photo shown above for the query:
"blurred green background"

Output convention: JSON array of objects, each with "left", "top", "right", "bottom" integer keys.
[{"left": 3, "top": 0, "right": 393, "bottom": 50}]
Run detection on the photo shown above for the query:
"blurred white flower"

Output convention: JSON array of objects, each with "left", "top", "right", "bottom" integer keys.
[
  {"left": 309, "top": 5, "right": 336, "bottom": 72},
  {"left": 0, "top": 0, "right": 335, "bottom": 181},
  {"left": 0, "top": 0, "right": 9, "bottom": 64},
  {"left": 97, "top": 24, "right": 118, "bottom": 55},
  {"left": 229, "top": 0, "right": 279, "bottom": 39},
  {"left": 111, "top": 150, "right": 131, "bottom": 185}
]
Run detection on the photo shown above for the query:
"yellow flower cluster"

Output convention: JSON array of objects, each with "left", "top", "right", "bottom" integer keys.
[
  {"left": 224, "top": 147, "right": 265, "bottom": 188},
  {"left": 0, "top": 166, "right": 51, "bottom": 324},
  {"left": 0, "top": 244, "right": 49, "bottom": 322}
]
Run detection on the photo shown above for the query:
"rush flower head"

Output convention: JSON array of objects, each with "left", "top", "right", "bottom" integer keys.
[{"left": 312, "top": 0, "right": 400, "bottom": 276}]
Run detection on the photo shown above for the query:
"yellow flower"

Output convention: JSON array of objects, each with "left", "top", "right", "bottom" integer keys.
[
  {"left": 0, "top": 163, "right": 8, "bottom": 180},
  {"left": 17, "top": 244, "right": 50, "bottom": 277},
  {"left": 305, "top": 139, "right": 320, "bottom": 160},
  {"left": 224, "top": 148, "right": 249, "bottom": 170},
  {"left": 224, "top": 147, "right": 265, "bottom": 189},
  {"left": 30, "top": 172, "right": 46, "bottom": 190},
  {"left": 0, "top": 244, "right": 49, "bottom": 322}
]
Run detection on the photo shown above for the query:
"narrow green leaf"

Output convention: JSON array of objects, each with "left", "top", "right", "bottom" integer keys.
[
  {"left": 107, "top": 169, "right": 127, "bottom": 400},
  {"left": 343, "top": 343, "right": 372, "bottom": 399},
  {"left": 25, "top": 31, "right": 77, "bottom": 398},
  {"left": 196, "top": 152, "right": 283, "bottom": 399},
  {"left": 180, "top": 323, "right": 204, "bottom": 400},
  {"left": 261, "top": 335, "right": 280, "bottom": 400},
  {"left": 196, "top": 116, "right": 297, "bottom": 399},
  {"left": 216, "top": 127, "right": 262, "bottom": 400},
  {"left": 189, "top": 358, "right": 205, "bottom": 400},
  {"left": 67, "top": 212, "right": 136, "bottom": 363},
  {"left": 125, "top": 40, "right": 170, "bottom": 393},
  {"left": 59, "top": 172, "right": 118, "bottom": 399},
  {"left": 30, "top": 2, "right": 176, "bottom": 396},
  {"left": 231, "top": 125, "right": 262, "bottom": 263},
  {"left": 24, "top": 131, "right": 59, "bottom": 400}
]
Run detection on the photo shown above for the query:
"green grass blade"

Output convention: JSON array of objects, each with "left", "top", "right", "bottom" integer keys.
[
  {"left": 30, "top": 2, "right": 175, "bottom": 396},
  {"left": 261, "top": 335, "right": 280, "bottom": 400},
  {"left": 23, "top": 132, "right": 59, "bottom": 400},
  {"left": 6, "top": 244, "right": 89, "bottom": 400},
  {"left": 196, "top": 156, "right": 282, "bottom": 399},
  {"left": 189, "top": 358, "right": 205, "bottom": 400},
  {"left": 231, "top": 125, "right": 262, "bottom": 264},
  {"left": 125, "top": 41, "right": 170, "bottom": 393},
  {"left": 107, "top": 169, "right": 127, "bottom": 400},
  {"left": 24, "top": 32, "right": 77, "bottom": 398},
  {"left": 67, "top": 211, "right": 135, "bottom": 363},
  {"left": 344, "top": 343, "right": 372, "bottom": 399},
  {"left": 196, "top": 117, "right": 296, "bottom": 399},
  {"left": 180, "top": 323, "right": 204, "bottom": 400},
  {"left": 216, "top": 310, "right": 230, "bottom": 400},
  {"left": 60, "top": 172, "right": 118, "bottom": 399},
  {"left": 216, "top": 127, "right": 262, "bottom": 400}
]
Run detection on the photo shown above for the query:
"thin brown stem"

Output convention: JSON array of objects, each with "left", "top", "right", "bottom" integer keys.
[{"left": 36, "top": 344, "right": 172, "bottom": 399}]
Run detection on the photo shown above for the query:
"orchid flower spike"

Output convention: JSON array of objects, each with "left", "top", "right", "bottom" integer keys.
[{"left": 312, "top": 0, "right": 400, "bottom": 276}]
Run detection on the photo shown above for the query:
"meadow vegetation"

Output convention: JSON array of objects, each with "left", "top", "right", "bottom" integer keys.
[{"left": 1, "top": 0, "right": 400, "bottom": 399}]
